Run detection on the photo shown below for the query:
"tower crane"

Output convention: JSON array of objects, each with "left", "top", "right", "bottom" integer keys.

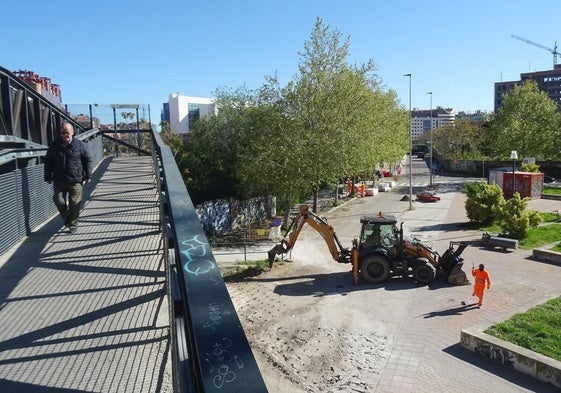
[{"left": 511, "top": 34, "right": 559, "bottom": 67}]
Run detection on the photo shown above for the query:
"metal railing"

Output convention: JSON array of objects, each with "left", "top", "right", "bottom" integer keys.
[
  {"left": 0, "top": 65, "right": 267, "bottom": 391},
  {"left": 152, "top": 130, "right": 268, "bottom": 392}
]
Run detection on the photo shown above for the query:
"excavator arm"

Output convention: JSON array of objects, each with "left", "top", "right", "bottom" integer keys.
[{"left": 268, "top": 205, "right": 351, "bottom": 267}]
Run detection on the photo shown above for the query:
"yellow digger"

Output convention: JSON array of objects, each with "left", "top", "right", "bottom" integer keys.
[{"left": 268, "top": 205, "right": 469, "bottom": 285}]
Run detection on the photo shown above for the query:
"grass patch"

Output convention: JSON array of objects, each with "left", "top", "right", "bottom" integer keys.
[
  {"left": 459, "top": 211, "right": 561, "bottom": 250},
  {"left": 543, "top": 186, "right": 561, "bottom": 195},
  {"left": 519, "top": 224, "right": 561, "bottom": 249},
  {"left": 223, "top": 259, "right": 273, "bottom": 281},
  {"left": 485, "top": 297, "right": 561, "bottom": 362},
  {"left": 552, "top": 243, "right": 561, "bottom": 252},
  {"left": 541, "top": 211, "right": 561, "bottom": 223}
]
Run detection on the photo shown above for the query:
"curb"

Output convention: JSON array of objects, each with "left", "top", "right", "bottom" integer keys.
[{"left": 461, "top": 325, "right": 561, "bottom": 389}]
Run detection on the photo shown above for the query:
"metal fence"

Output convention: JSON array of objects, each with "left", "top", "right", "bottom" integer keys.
[{"left": 0, "top": 132, "right": 103, "bottom": 255}]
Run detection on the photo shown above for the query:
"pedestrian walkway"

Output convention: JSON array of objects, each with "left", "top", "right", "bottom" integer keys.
[
  {"left": 367, "top": 184, "right": 561, "bottom": 393},
  {"left": 0, "top": 156, "right": 172, "bottom": 392}
]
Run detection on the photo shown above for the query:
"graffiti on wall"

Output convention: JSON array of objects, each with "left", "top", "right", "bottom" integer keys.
[
  {"left": 474, "top": 341, "right": 515, "bottom": 367},
  {"left": 196, "top": 195, "right": 276, "bottom": 236}
]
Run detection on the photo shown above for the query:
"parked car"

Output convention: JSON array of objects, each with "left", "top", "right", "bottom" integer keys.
[
  {"left": 417, "top": 152, "right": 425, "bottom": 159},
  {"left": 416, "top": 190, "right": 440, "bottom": 202}
]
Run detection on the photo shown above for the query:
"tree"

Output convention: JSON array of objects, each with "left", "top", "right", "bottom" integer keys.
[
  {"left": 429, "top": 118, "right": 487, "bottom": 159},
  {"left": 489, "top": 80, "right": 561, "bottom": 160},
  {"left": 281, "top": 17, "right": 407, "bottom": 210},
  {"left": 177, "top": 18, "right": 407, "bottom": 211},
  {"left": 160, "top": 124, "right": 190, "bottom": 181}
]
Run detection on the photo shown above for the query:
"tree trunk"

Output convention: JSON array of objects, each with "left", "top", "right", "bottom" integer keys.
[
  {"left": 282, "top": 203, "right": 291, "bottom": 231},
  {"left": 312, "top": 187, "right": 318, "bottom": 212}
]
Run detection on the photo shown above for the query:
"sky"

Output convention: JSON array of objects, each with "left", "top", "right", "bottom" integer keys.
[{"left": 2, "top": 0, "right": 561, "bottom": 125}]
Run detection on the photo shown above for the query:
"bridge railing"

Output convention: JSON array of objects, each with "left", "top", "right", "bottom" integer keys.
[
  {"left": 0, "top": 130, "right": 103, "bottom": 255},
  {"left": 152, "top": 130, "right": 268, "bottom": 392},
  {"left": 1, "top": 65, "right": 267, "bottom": 391}
]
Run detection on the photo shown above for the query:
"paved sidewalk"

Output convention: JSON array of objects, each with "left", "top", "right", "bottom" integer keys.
[
  {"left": 0, "top": 157, "right": 172, "bottom": 392},
  {"left": 374, "top": 182, "right": 561, "bottom": 393}
]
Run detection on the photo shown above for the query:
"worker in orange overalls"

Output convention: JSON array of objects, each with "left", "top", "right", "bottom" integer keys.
[{"left": 472, "top": 263, "right": 491, "bottom": 307}]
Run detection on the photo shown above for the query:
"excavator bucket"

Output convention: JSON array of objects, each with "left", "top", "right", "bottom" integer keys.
[
  {"left": 268, "top": 242, "right": 289, "bottom": 268},
  {"left": 447, "top": 262, "right": 470, "bottom": 285}
]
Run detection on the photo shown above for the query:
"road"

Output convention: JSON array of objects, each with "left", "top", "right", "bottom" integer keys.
[{"left": 225, "top": 157, "right": 561, "bottom": 393}]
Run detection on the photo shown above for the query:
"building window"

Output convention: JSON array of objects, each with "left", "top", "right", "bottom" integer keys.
[{"left": 188, "top": 103, "right": 200, "bottom": 130}]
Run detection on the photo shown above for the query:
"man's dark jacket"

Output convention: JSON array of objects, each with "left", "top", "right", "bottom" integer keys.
[{"left": 44, "top": 137, "right": 92, "bottom": 183}]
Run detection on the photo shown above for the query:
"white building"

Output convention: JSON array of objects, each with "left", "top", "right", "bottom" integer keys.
[
  {"left": 167, "top": 93, "right": 216, "bottom": 135},
  {"left": 410, "top": 106, "right": 455, "bottom": 141}
]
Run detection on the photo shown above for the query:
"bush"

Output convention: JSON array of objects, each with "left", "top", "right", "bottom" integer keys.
[
  {"left": 499, "top": 193, "right": 543, "bottom": 238},
  {"left": 464, "top": 182, "right": 504, "bottom": 224}
]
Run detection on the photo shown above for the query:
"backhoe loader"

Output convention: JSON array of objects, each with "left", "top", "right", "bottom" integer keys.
[{"left": 268, "top": 205, "right": 469, "bottom": 285}]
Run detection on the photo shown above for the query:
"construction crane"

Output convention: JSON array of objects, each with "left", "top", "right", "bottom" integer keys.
[{"left": 511, "top": 34, "right": 559, "bottom": 67}]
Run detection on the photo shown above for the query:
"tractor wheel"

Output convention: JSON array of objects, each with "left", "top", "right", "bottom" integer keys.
[
  {"left": 412, "top": 261, "right": 437, "bottom": 285},
  {"left": 360, "top": 255, "right": 390, "bottom": 284}
]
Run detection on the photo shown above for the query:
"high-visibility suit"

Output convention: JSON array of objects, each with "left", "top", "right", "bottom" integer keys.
[{"left": 472, "top": 267, "right": 491, "bottom": 306}]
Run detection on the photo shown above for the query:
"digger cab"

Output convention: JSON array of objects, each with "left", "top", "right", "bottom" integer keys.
[{"left": 358, "top": 213, "right": 402, "bottom": 258}]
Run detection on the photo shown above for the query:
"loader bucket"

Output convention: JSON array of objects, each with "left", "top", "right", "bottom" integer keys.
[{"left": 447, "top": 262, "right": 470, "bottom": 285}]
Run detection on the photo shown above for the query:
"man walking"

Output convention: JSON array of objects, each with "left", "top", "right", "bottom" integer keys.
[
  {"left": 472, "top": 263, "right": 491, "bottom": 307},
  {"left": 44, "top": 123, "right": 92, "bottom": 233}
]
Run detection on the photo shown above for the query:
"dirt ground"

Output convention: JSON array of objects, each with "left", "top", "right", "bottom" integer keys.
[
  {"left": 226, "top": 248, "right": 390, "bottom": 392},
  {"left": 225, "top": 191, "right": 561, "bottom": 393},
  {"left": 225, "top": 194, "right": 399, "bottom": 392}
]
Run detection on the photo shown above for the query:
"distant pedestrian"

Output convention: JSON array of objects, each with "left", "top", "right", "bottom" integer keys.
[
  {"left": 472, "top": 263, "right": 491, "bottom": 307},
  {"left": 44, "top": 123, "right": 92, "bottom": 233}
]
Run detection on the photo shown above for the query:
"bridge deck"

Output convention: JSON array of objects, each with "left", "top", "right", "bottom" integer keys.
[{"left": 0, "top": 156, "right": 172, "bottom": 392}]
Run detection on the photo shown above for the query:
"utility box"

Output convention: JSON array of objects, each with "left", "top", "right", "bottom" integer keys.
[
  {"left": 488, "top": 169, "right": 505, "bottom": 188},
  {"left": 503, "top": 171, "right": 544, "bottom": 199}
]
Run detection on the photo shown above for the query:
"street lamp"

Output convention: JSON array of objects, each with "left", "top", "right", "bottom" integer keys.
[
  {"left": 510, "top": 150, "right": 518, "bottom": 197},
  {"left": 404, "top": 73, "right": 412, "bottom": 209},
  {"left": 427, "top": 91, "right": 433, "bottom": 187}
]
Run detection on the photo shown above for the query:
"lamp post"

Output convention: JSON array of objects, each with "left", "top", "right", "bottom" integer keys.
[
  {"left": 404, "top": 73, "right": 412, "bottom": 209},
  {"left": 510, "top": 150, "right": 518, "bottom": 197},
  {"left": 427, "top": 91, "right": 433, "bottom": 187}
]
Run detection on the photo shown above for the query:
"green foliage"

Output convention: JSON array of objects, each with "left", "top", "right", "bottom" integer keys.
[
  {"left": 160, "top": 129, "right": 190, "bottom": 181},
  {"left": 543, "top": 186, "right": 561, "bottom": 195},
  {"left": 521, "top": 162, "right": 539, "bottom": 172},
  {"left": 498, "top": 193, "right": 543, "bottom": 239},
  {"left": 518, "top": 223, "right": 561, "bottom": 249},
  {"left": 464, "top": 181, "right": 544, "bottom": 238},
  {"left": 488, "top": 80, "right": 561, "bottom": 160},
  {"left": 464, "top": 182, "right": 504, "bottom": 224},
  {"left": 430, "top": 118, "right": 488, "bottom": 159},
  {"left": 177, "top": 18, "right": 407, "bottom": 208}
]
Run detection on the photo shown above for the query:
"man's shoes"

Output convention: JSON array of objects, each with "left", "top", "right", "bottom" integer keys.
[{"left": 68, "top": 226, "right": 77, "bottom": 234}]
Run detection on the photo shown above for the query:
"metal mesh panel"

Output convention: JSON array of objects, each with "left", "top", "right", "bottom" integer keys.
[
  {"left": 0, "top": 172, "right": 24, "bottom": 254},
  {"left": 22, "top": 165, "right": 58, "bottom": 231}
]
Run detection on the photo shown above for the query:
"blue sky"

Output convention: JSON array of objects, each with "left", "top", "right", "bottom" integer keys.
[{"left": 2, "top": 0, "right": 561, "bottom": 123}]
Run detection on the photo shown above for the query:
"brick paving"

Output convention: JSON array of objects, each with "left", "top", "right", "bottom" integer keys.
[
  {"left": 0, "top": 156, "right": 172, "bottom": 393},
  {"left": 368, "top": 179, "right": 561, "bottom": 393}
]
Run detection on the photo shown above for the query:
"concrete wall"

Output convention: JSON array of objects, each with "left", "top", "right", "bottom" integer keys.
[
  {"left": 461, "top": 325, "right": 561, "bottom": 389},
  {"left": 196, "top": 195, "right": 276, "bottom": 236}
]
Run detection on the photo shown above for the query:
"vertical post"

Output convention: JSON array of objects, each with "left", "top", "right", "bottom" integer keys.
[
  {"left": 89, "top": 104, "right": 93, "bottom": 129},
  {"left": 427, "top": 91, "right": 433, "bottom": 187},
  {"left": 112, "top": 107, "right": 118, "bottom": 157},
  {"left": 404, "top": 74, "right": 412, "bottom": 210},
  {"left": 136, "top": 107, "right": 141, "bottom": 155},
  {"left": 510, "top": 150, "right": 518, "bottom": 198}
]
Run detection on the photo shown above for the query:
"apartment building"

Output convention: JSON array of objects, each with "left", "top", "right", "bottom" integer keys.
[
  {"left": 494, "top": 64, "right": 561, "bottom": 112},
  {"left": 410, "top": 106, "right": 455, "bottom": 142}
]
